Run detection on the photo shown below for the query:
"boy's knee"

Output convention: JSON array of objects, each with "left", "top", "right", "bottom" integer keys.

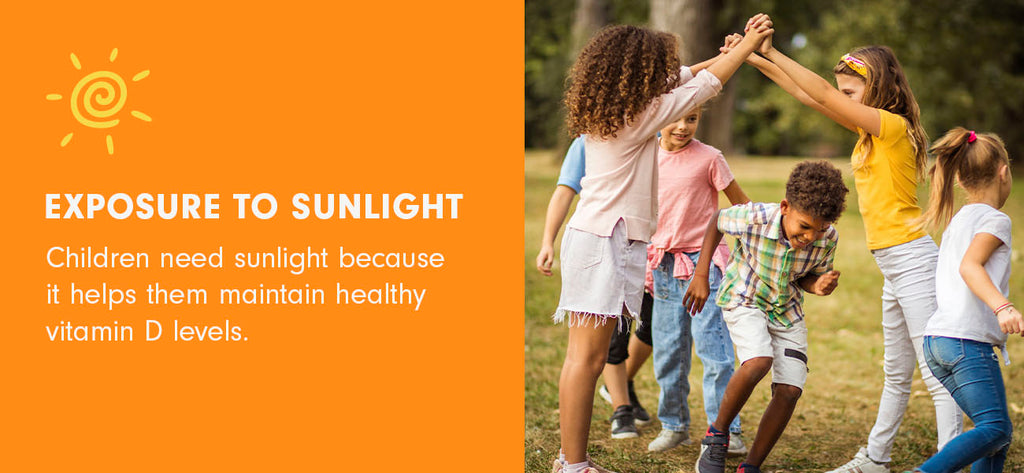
[
  {"left": 771, "top": 383, "right": 803, "bottom": 403},
  {"left": 740, "top": 356, "right": 773, "bottom": 379}
]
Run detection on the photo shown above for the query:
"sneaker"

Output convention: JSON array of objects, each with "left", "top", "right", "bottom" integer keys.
[
  {"left": 598, "top": 384, "right": 651, "bottom": 425},
  {"left": 647, "top": 428, "right": 691, "bottom": 452},
  {"left": 695, "top": 428, "right": 729, "bottom": 473},
  {"left": 727, "top": 432, "right": 748, "bottom": 457},
  {"left": 627, "top": 381, "right": 651, "bottom": 425},
  {"left": 609, "top": 405, "right": 639, "bottom": 439},
  {"left": 825, "top": 447, "right": 890, "bottom": 473},
  {"left": 736, "top": 463, "right": 762, "bottom": 473},
  {"left": 551, "top": 457, "right": 619, "bottom": 473}
]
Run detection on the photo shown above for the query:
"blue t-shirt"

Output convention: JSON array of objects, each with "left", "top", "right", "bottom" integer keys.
[{"left": 556, "top": 136, "right": 586, "bottom": 193}]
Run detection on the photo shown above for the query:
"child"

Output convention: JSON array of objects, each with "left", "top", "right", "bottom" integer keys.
[
  {"left": 646, "top": 107, "right": 751, "bottom": 455},
  {"left": 686, "top": 161, "right": 848, "bottom": 473},
  {"left": 911, "top": 128, "right": 1020, "bottom": 473},
  {"left": 552, "top": 17, "right": 772, "bottom": 473},
  {"left": 743, "top": 24, "right": 963, "bottom": 472},
  {"left": 537, "top": 135, "right": 656, "bottom": 439}
]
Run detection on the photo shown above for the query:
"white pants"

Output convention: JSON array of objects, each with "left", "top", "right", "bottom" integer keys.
[{"left": 866, "top": 236, "right": 963, "bottom": 463}]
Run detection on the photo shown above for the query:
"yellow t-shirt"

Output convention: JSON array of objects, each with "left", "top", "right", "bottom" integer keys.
[{"left": 853, "top": 109, "right": 926, "bottom": 250}]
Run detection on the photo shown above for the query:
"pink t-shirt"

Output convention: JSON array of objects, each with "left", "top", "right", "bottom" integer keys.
[
  {"left": 644, "top": 139, "right": 734, "bottom": 290},
  {"left": 650, "top": 139, "right": 734, "bottom": 251},
  {"left": 567, "top": 67, "right": 723, "bottom": 242}
]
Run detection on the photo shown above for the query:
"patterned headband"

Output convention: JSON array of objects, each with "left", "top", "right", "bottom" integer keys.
[{"left": 841, "top": 54, "right": 868, "bottom": 78}]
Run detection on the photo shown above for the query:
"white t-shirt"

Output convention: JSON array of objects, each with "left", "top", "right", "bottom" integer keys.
[{"left": 926, "top": 204, "right": 1013, "bottom": 347}]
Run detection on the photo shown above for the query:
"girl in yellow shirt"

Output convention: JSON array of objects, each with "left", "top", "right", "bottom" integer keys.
[{"left": 736, "top": 21, "right": 963, "bottom": 473}]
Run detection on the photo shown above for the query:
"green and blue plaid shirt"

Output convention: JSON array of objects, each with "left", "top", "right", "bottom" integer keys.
[{"left": 715, "top": 202, "right": 838, "bottom": 327}]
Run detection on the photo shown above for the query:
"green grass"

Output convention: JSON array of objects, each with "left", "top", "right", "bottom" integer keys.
[{"left": 525, "top": 151, "right": 1024, "bottom": 472}]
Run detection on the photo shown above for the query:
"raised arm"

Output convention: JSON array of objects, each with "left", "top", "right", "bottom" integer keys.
[
  {"left": 745, "top": 53, "right": 857, "bottom": 132},
  {"left": 758, "top": 31, "right": 880, "bottom": 136},
  {"left": 704, "top": 13, "right": 774, "bottom": 85}
]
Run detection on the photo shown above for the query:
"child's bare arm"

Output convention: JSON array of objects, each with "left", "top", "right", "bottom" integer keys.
[
  {"left": 745, "top": 54, "right": 856, "bottom": 132},
  {"left": 536, "top": 185, "right": 576, "bottom": 276},
  {"left": 797, "top": 270, "right": 841, "bottom": 295},
  {"left": 961, "top": 233, "right": 1024, "bottom": 335},
  {"left": 705, "top": 14, "right": 773, "bottom": 85},
  {"left": 758, "top": 29, "right": 880, "bottom": 136},
  {"left": 721, "top": 180, "right": 750, "bottom": 206},
  {"left": 682, "top": 211, "right": 725, "bottom": 315}
]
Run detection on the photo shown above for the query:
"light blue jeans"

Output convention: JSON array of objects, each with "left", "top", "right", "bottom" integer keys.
[
  {"left": 918, "top": 336, "right": 1012, "bottom": 473},
  {"left": 651, "top": 252, "right": 741, "bottom": 433}
]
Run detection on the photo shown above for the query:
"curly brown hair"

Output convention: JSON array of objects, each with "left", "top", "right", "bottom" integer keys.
[
  {"left": 785, "top": 161, "right": 849, "bottom": 223},
  {"left": 564, "top": 25, "right": 681, "bottom": 138}
]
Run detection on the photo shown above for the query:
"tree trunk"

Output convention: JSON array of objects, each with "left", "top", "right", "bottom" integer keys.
[
  {"left": 571, "top": 0, "right": 610, "bottom": 58},
  {"left": 556, "top": 0, "right": 610, "bottom": 161},
  {"left": 649, "top": 0, "right": 734, "bottom": 154}
]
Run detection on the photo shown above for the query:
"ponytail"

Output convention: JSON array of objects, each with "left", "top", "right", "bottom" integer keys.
[{"left": 917, "top": 127, "right": 1009, "bottom": 231}]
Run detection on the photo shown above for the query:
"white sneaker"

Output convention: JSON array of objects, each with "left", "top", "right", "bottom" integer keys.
[
  {"left": 647, "top": 428, "right": 692, "bottom": 452},
  {"left": 598, "top": 384, "right": 614, "bottom": 404},
  {"left": 727, "top": 432, "right": 748, "bottom": 456},
  {"left": 825, "top": 447, "right": 890, "bottom": 473},
  {"left": 552, "top": 457, "right": 619, "bottom": 473}
]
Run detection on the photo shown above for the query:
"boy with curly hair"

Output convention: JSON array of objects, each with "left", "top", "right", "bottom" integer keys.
[{"left": 683, "top": 161, "right": 849, "bottom": 473}]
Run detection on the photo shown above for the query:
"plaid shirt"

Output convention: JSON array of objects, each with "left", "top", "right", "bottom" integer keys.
[{"left": 715, "top": 202, "right": 838, "bottom": 327}]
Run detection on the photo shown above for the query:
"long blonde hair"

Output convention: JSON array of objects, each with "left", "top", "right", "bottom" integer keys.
[
  {"left": 834, "top": 46, "right": 928, "bottom": 181},
  {"left": 919, "top": 127, "right": 1009, "bottom": 230}
]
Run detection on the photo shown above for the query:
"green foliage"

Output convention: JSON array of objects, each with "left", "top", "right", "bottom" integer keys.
[{"left": 526, "top": 0, "right": 1024, "bottom": 161}]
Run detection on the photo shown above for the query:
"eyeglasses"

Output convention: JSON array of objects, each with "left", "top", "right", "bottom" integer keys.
[{"left": 841, "top": 54, "right": 868, "bottom": 78}]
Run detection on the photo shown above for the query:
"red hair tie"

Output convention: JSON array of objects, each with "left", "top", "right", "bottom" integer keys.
[{"left": 968, "top": 130, "right": 977, "bottom": 143}]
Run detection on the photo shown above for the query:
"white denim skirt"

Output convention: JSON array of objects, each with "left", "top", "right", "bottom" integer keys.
[{"left": 553, "top": 219, "right": 646, "bottom": 326}]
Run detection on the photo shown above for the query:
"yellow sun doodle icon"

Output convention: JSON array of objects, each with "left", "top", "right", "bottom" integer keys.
[{"left": 46, "top": 48, "right": 151, "bottom": 155}]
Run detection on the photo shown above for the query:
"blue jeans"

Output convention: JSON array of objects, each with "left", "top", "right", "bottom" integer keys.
[
  {"left": 651, "top": 252, "right": 741, "bottom": 433},
  {"left": 919, "top": 336, "right": 1012, "bottom": 473}
]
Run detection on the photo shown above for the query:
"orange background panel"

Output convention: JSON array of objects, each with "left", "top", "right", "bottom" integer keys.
[{"left": 0, "top": 2, "right": 523, "bottom": 471}]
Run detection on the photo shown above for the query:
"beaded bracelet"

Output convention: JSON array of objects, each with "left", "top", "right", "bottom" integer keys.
[{"left": 994, "top": 302, "right": 1015, "bottom": 316}]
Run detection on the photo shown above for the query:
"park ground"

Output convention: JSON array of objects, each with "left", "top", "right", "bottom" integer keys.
[{"left": 525, "top": 150, "right": 1024, "bottom": 473}]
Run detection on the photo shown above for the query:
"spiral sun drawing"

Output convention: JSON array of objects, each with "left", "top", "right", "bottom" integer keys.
[{"left": 46, "top": 48, "right": 150, "bottom": 155}]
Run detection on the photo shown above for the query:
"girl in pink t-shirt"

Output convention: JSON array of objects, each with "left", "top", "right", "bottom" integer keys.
[
  {"left": 646, "top": 107, "right": 751, "bottom": 454},
  {"left": 551, "top": 17, "right": 773, "bottom": 473}
]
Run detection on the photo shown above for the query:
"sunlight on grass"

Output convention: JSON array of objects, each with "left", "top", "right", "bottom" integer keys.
[{"left": 525, "top": 150, "right": 1024, "bottom": 472}]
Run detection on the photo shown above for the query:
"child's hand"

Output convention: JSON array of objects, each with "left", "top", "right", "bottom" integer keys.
[
  {"left": 682, "top": 275, "right": 711, "bottom": 316},
  {"left": 536, "top": 245, "right": 555, "bottom": 276},
  {"left": 719, "top": 33, "right": 743, "bottom": 54},
  {"left": 811, "top": 270, "right": 840, "bottom": 295},
  {"left": 997, "top": 305, "right": 1024, "bottom": 335},
  {"left": 744, "top": 13, "right": 773, "bottom": 38},
  {"left": 758, "top": 28, "right": 773, "bottom": 55}
]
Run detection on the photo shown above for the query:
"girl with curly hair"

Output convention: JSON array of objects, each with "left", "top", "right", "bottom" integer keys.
[{"left": 551, "top": 14, "right": 773, "bottom": 473}]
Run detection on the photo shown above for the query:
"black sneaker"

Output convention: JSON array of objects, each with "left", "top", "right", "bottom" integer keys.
[
  {"left": 627, "top": 381, "right": 651, "bottom": 425},
  {"left": 695, "top": 428, "right": 729, "bottom": 473},
  {"left": 736, "top": 463, "right": 762, "bottom": 473},
  {"left": 609, "top": 405, "right": 639, "bottom": 439}
]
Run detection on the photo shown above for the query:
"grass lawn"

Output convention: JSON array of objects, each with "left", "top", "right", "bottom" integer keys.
[{"left": 525, "top": 150, "right": 1024, "bottom": 472}]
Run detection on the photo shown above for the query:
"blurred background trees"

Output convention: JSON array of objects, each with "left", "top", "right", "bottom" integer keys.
[{"left": 525, "top": 0, "right": 1024, "bottom": 162}]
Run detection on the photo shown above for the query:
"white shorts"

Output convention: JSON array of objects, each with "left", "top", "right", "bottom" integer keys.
[
  {"left": 553, "top": 219, "right": 645, "bottom": 326},
  {"left": 723, "top": 305, "right": 809, "bottom": 389}
]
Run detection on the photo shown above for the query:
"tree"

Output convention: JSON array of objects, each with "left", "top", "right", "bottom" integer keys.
[{"left": 650, "top": 0, "right": 738, "bottom": 153}]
